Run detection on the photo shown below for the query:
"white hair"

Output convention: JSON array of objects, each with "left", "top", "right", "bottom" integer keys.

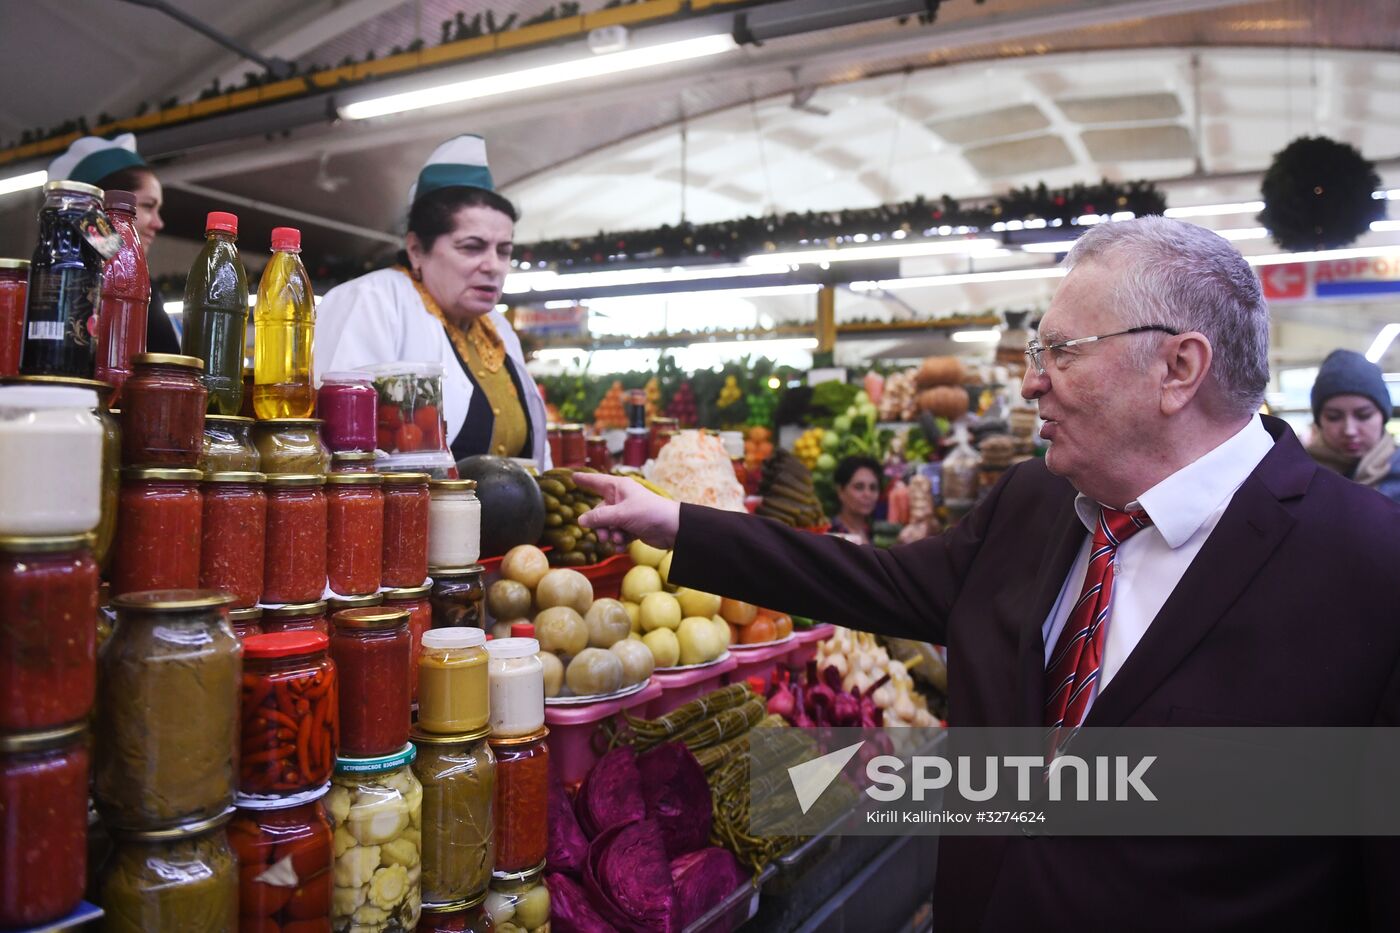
[{"left": 1064, "top": 216, "right": 1270, "bottom": 417}]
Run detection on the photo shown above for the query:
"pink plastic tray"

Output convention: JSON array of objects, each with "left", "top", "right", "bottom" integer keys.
[
  {"left": 546, "top": 679, "right": 663, "bottom": 786},
  {"left": 725, "top": 638, "right": 797, "bottom": 691},
  {"left": 786, "top": 623, "right": 833, "bottom": 668},
  {"left": 645, "top": 654, "right": 739, "bottom": 719}
]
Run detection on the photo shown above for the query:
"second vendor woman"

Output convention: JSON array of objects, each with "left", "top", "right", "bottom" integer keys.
[{"left": 315, "top": 134, "right": 551, "bottom": 468}]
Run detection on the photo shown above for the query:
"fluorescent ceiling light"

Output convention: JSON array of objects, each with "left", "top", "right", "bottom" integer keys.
[
  {"left": 1164, "top": 200, "right": 1264, "bottom": 218},
  {"left": 1246, "top": 244, "right": 1400, "bottom": 267},
  {"left": 950, "top": 329, "right": 1001, "bottom": 343},
  {"left": 503, "top": 264, "right": 756, "bottom": 295},
  {"left": 747, "top": 238, "right": 1001, "bottom": 267},
  {"left": 851, "top": 266, "right": 1068, "bottom": 292},
  {"left": 1214, "top": 227, "right": 1269, "bottom": 241},
  {"left": 588, "top": 283, "right": 821, "bottom": 304},
  {"left": 340, "top": 34, "right": 737, "bottom": 120},
  {"left": 0, "top": 170, "right": 47, "bottom": 197},
  {"left": 686, "top": 337, "right": 818, "bottom": 352},
  {"left": 1371, "top": 220, "right": 1400, "bottom": 232},
  {"left": 1366, "top": 324, "right": 1400, "bottom": 363},
  {"left": 1019, "top": 240, "right": 1080, "bottom": 254},
  {"left": 164, "top": 301, "right": 184, "bottom": 315}
]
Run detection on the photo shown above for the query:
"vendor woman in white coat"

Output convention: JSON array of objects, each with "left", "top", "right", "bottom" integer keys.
[{"left": 315, "top": 134, "right": 551, "bottom": 467}]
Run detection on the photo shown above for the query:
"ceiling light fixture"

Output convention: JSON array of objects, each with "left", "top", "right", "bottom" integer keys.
[
  {"left": 1213, "top": 227, "right": 1270, "bottom": 241},
  {"left": 686, "top": 337, "right": 818, "bottom": 352},
  {"left": 0, "top": 170, "right": 47, "bottom": 198},
  {"left": 950, "top": 329, "right": 1001, "bottom": 343},
  {"left": 339, "top": 33, "right": 737, "bottom": 120},
  {"left": 746, "top": 238, "right": 1001, "bottom": 267},
  {"left": 1019, "top": 240, "right": 1080, "bottom": 254},
  {"left": 850, "top": 266, "right": 1068, "bottom": 292},
  {"left": 1245, "top": 244, "right": 1400, "bottom": 267},
  {"left": 1365, "top": 324, "right": 1400, "bottom": 364},
  {"left": 503, "top": 263, "right": 757, "bottom": 295},
  {"left": 1163, "top": 200, "right": 1265, "bottom": 218},
  {"left": 1370, "top": 220, "right": 1400, "bottom": 232}
]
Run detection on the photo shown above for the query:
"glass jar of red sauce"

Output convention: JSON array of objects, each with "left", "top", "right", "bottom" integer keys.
[
  {"left": 240, "top": 631, "right": 338, "bottom": 797},
  {"left": 111, "top": 467, "right": 203, "bottom": 597},
  {"left": 0, "top": 534, "right": 97, "bottom": 732},
  {"left": 330, "top": 450, "right": 375, "bottom": 473},
  {"left": 419, "top": 890, "right": 493, "bottom": 933},
  {"left": 260, "top": 600, "right": 328, "bottom": 636},
  {"left": 263, "top": 474, "right": 327, "bottom": 605},
  {"left": 229, "top": 787, "right": 334, "bottom": 930},
  {"left": 559, "top": 424, "right": 586, "bottom": 468},
  {"left": 384, "top": 582, "right": 433, "bottom": 704},
  {"left": 121, "top": 353, "right": 207, "bottom": 467},
  {"left": 545, "top": 424, "right": 562, "bottom": 468},
  {"left": 331, "top": 606, "right": 411, "bottom": 758},
  {"left": 326, "top": 472, "right": 383, "bottom": 597},
  {"left": 200, "top": 471, "right": 267, "bottom": 609},
  {"left": 0, "top": 259, "right": 28, "bottom": 379},
  {"left": 489, "top": 727, "right": 549, "bottom": 873},
  {"left": 585, "top": 435, "right": 611, "bottom": 471},
  {"left": 381, "top": 472, "right": 430, "bottom": 588},
  {"left": 0, "top": 724, "right": 89, "bottom": 928},
  {"left": 318, "top": 372, "right": 377, "bottom": 452},
  {"left": 229, "top": 606, "right": 263, "bottom": 640},
  {"left": 648, "top": 417, "right": 678, "bottom": 460}
]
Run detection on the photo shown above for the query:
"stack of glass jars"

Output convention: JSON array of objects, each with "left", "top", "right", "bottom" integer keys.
[
  {"left": 0, "top": 383, "right": 103, "bottom": 928},
  {"left": 412, "top": 626, "right": 495, "bottom": 916}
]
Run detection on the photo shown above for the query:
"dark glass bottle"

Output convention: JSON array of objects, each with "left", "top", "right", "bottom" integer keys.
[{"left": 181, "top": 212, "right": 248, "bottom": 416}]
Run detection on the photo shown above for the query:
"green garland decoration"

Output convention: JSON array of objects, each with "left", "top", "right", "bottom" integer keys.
[{"left": 1258, "top": 136, "right": 1383, "bottom": 252}]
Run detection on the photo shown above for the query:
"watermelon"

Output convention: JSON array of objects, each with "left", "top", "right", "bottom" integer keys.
[{"left": 455, "top": 455, "right": 546, "bottom": 558}]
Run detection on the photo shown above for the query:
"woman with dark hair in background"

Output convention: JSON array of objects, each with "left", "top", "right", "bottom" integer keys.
[
  {"left": 829, "top": 454, "right": 883, "bottom": 544},
  {"left": 46, "top": 134, "right": 181, "bottom": 353},
  {"left": 1306, "top": 348, "right": 1400, "bottom": 502},
  {"left": 314, "top": 134, "right": 551, "bottom": 468}
]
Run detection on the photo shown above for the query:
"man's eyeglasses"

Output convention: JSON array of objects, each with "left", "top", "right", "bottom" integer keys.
[{"left": 1024, "top": 325, "right": 1181, "bottom": 376}]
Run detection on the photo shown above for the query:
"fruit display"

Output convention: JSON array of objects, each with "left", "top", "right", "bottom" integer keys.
[
  {"left": 914, "top": 355, "right": 967, "bottom": 389},
  {"left": 535, "top": 467, "right": 616, "bottom": 567},
  {"left": 754, "top": 449, "right": 824, "bottom": 528},
  {"left": 455, "top": 455, "right": 546, "bottom": 558},
  {"left": 716, "top": 375, "right": 742, "bottom": 410},
  {"left": 742, "top": 426, "right": 774, "bottom": 476},
  {"left": 593, "top": 381, "right": 628, "bottom": 431},
  {"left": 792, "top": 427, "right": 824, "bottom": 470},
  {"left": 490, "top": 545, "right": 655, "bottom": 699},
  {"left": 665, "top": 382, "right": 698, "bottom": 427},
  {"left": 621, "top": 540, "right": 730, "bottom": 668},
  {"left": 744, "top": 387, "right": 776, "bottom": 427},
  {"left": 643, "top": 377, "right": 661, "bottom": 422},
  {"left": 877, "top": 369, "right": 918, "bottom": 422},
  {"left": 369, "top": 366, "right": 447, "bottom": 453}
]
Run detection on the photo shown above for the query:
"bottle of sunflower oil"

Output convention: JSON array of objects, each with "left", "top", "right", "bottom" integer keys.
[{"left": 252, "top": 226, "right": 315, "bottom": 419}]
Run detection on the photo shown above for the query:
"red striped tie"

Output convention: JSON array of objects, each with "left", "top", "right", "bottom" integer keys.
[{"left": 1044, "top": 506, "right": 1152, "bottom": 737}]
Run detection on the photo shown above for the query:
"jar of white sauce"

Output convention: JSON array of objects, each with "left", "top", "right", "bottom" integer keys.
[
  {"left": 0, "top": 385, "right": 102, "bottom": 535},
  {"left": 428, "top": 478, "right": 481, "bottom": 568},
  {"left": 485, "top": 637, "right": 544, "bottom": 738}
]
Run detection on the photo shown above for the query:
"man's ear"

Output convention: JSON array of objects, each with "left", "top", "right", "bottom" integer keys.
[{"left": 1160, "top": 332, "right": 1212, "bottom": 416}]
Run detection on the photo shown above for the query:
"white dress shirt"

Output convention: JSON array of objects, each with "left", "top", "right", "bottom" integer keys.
[{"left": 1041, "top": 415, "right": 1275, "bottom": 710}]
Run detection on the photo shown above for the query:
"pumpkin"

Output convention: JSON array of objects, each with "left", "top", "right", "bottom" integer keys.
[
  {"left": 915, "top": 355, "right": 966, "bottom": 388},
  {"left": 917, "top": 385, "right": 970, "bottom": 420}
]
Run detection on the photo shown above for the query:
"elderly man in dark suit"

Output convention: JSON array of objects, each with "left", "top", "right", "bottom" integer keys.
[{"left": 577, "top": 216, "right": 1400, "bottom": 932}]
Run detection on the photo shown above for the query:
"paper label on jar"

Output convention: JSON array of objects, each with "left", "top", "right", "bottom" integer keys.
[{"left": 74, "top": 207, "right": 123, "bottom": 260}]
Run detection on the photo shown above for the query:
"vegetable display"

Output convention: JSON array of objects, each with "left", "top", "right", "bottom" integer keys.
[
  {"left": 754, "top": 449, "right": 824, "bottom": 528},
  {"left": 537, "top": 468, "right": 614, "bottom": 567}
]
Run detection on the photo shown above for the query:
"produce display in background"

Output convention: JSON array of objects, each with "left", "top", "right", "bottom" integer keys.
[
  {"left": 647, "top": 430, "right": 746, "bottom": 512},
  {"left": 897, "top": 473, "right": 939, "bottom": 544},
  {"left": 593, "top": 380, "right": 628, "bottom": 430},
  {"left": 755, "top": 449, "right": 825, "bottom": 528},
  {"left": 454, "top": 455, "right": 546, "bottom": 557},
  {"left": 792, "top": 427, "right": 824, "bottom": 470},
  {"left": 743, "top": 426, "right": 774, "bottom": 479},
  {"left": 665, "top": 381, "right": 698, "bottom": 427},
  {"left": 878, "top": 369, "right": 919, "bottom": 422},
  {"left": 536, "top": 468, "right": 614, "bottom": 567},
  {"left": 810, "top": 628, "right": 942, "bottom": 727}
]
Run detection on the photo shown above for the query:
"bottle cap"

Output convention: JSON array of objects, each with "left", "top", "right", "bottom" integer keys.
[
  {"left": 486, "top": 637, "right": 539, "bottom": 659},
  {"left": 510, "top": 622, "right": 536, "bottom": 639},
  {"left": 242, "top": 631, "right": 329, "bottom": 659},
  {"left": 271, "top": 226, "right": 300, "bottom": 251},
  {"left": 421, "top": 627, "right": 486, "bottom": 650},
  {"left": 103, "top": 190, "right": 136, "bottom": 213},
  {"left": 206, "top": 211, "right": 238, "bottom": 235}
]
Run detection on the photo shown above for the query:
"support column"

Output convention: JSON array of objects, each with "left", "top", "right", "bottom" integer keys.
[{"left": 816, "top": 285, "right": 837, "bottom": 354}]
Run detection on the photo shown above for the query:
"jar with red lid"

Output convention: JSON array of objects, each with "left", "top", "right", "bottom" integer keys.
[
  {"left": 229, "top": 606, "right": 263, "bottom": 639},
  {"left": 559, "top": 424, "right": 586, "bottom": 468},
  {"left": 0, "top": 534, "right": 97, "bottom": 732},
  {"left": 330, "top": 450, "right": 376, "bottom": 473},
  {"left": 318, "top": 371, "right": 377, "bottom": 452},
  {"left": 0, "top": 258, "right": 28, "bottom": 378},
  {"left": 326, "top": 472, "right": 383, "bottom": 596},
  {"left": 0, "top": 724, "right": 89, "bottom": 928},
  {"left": 418, "top": 891, "right": 493, "bottom": 933},
  {"left": 489, "top": 727, "right": 549, "bottom": 873},
  {"left": 200, "top": 471, "right": 267, "bottom": 608},
  {"left": 228, "top": 787, "right": 334, "bottom": 931},
  {"left": 121, "top": 352, "right": 208, "bottom": 467},
  {"left": 585, "top": 434, "right": 611, "bottom": 471},
  {"left": 331, "top": 607, "right": 411, "bottom": 758},
  {"left": 384, "top": 582, "right": 433, "bottom": 704},
  {"left": 382, "top": 472, "right": 431, "bottom": 588},
  {"left": 260, "top": 600, "right": 328, "bottom": 635},
  {"left": 263, "top": 474, "right": 327, "bottom": 604},
  {"left": 111, "top": 467, "right": 203, "bottom": 597},
  {"left": 240, "top": 631, "right": 338, "bottom": 796}
]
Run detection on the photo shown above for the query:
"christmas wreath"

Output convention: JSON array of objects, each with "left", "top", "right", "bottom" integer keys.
[{"left": 1258, "top": 136, "right": 1383, "bottom": 251}]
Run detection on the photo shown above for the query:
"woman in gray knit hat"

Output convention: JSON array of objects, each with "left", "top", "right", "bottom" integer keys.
[{"left": 1306, "top": 349, "right": 1400, "bottom": 502}]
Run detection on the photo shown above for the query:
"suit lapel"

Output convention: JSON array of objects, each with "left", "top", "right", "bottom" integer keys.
[
  {"left": 1017, "top": 498, "right": 1087, "bottom": 726},
  {"left": 1085, "top": 426, "right": 1306, "bottom": 727}
]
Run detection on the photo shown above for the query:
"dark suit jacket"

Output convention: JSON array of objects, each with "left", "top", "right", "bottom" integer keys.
[{"left": 670, "top": 416, "right": 1400, "bottom": 932}]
